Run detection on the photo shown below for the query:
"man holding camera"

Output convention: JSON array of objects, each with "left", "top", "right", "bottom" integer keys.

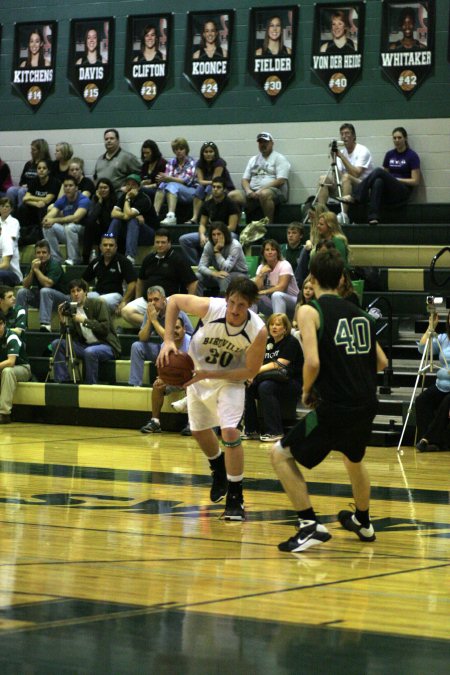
[
  {"left": 316, "top": 123, "right": 373, "bottom": 210},
  {"left": 51, "top": 278, "right": 121, "bottom": 385}
]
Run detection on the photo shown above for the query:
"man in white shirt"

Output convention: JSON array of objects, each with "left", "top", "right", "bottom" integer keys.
[
  {"left": 317, "top": 123, "right": 373, "bottom": 209},
  {"left": 0, "top": 198, "right": 22, "bottom": 286},
  {"left": 228, "top": 132, "right": 291, "bottom": 223}
]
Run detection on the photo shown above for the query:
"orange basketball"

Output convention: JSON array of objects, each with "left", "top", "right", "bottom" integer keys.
[{"left": 157, "top": 351, "right": 194, "bottom": 386}]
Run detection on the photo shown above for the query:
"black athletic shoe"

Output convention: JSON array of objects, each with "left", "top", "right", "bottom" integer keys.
[
  {"left": 209, "top": 454, "right": 227, "bottom": 503},
  {"left": 278, "top": 520, "right": 331, "bottom": 552},
  {"left": 338, "top": 510, "right": 376, "bottom": 542},
  {"left": 222, "top": 492, "right": 245, "bottom": 521}
]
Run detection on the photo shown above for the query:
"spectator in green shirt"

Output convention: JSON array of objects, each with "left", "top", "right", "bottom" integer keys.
[
  {"left": 0, "top": 286, "right": 27, "bottom": 337},
  {"left": 0, "top": 312, "right": 31, "bottom": 423}
]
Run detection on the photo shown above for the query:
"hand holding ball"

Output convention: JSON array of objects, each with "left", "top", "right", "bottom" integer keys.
[{"left": 157, "top": 352, "right": 195, "bottom": 386}]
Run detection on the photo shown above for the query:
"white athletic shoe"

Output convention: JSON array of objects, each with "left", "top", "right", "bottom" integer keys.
[
  {"left": 161, "top": 212, "right": 176, "bottom": 225},
  {"left": 171, "top": 397, "right": 188, "bottom": 413}
]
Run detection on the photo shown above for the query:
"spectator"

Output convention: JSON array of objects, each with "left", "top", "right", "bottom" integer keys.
[
  {"left": 0, "top": 197, "right": 20, "bottom": 241},
  {"left": 316, "top": 123, "right": 373, "bottom": 212},
  {"left": 309, "top": 212, "right": 349, "bottom": 270},
  {"left": 51, "top": 142, "right": 73, "bottom": 184},
  {"left": 94, "top": 129, "right": 141, "bottom": 195},
  {"left": 128, "top": 286, "right": 193, "bottom": 387},
  {"left": 0, "top": 158, "right": 13, "bottom": 197},
  {"left": 51, "top": 279, "right": 121, "bottom": 385},
  {"left": 0, "top": 200, "right": 22, "bottom": 286},
  {"left": 0, "top": 312, "right": 31, "bottom": 424},
  {"left": 186, "top": 142, "right": 234, "bottom": 224},
  {"left": 108, "top": 173, "right": 158, "bottom": 264},
  {"left": 154, "top": 138, "right": 198, "bottom": 225},
  {"left": 65, "top": 157, "right": 95, "bottom": 199},
  {"left": 338, "top": 127, "right": 421, "bottom": 225},
  {"left": 242, "top": 312, "right": 302, "bottom": 442},
  {"left": 7, "top": 138, "right": 51, "bottom": 209},
  {"left": 281, "top": 221, "right": 304, "bottom": 271},
  {"left": 83, "top": 178, "right": 115, "bottom": 263},
  {"left": 253, "top": 239, "right": 299, "bottom": 319},
  {"left": 42, "top": 175, "right": 91, "bottom": 265},
  {"left": 0, "top": 286, "right": 27, "bottom": 337},
  {"left": 415, "top": 311, "right": 450, "bottom": 453},
  {"left": 17, "top": 159, "right": 60, "bottom": 246},
  {"left": 295, "top": 203, "right": 329, "bottom": 286},
  {"left": 139, "top": 140, "right": 167, "bottom": 202},
  {"left": 196, "top": 222, "right": 248, "bottom": 296},
  {"left": 179, "top": 176, "right": 239, "bottom": 266},
  {"left": 121, "top": 228, "right": 197, "bottom": 328},
  {"left": 228, "top": 132, "right": 290, "bottom": 223},
  {"left": 15, "top": 239, "right": 65, "bottom": 333},
  {"left": 83, "top": 234, "right": 137, "bottom": 314}
]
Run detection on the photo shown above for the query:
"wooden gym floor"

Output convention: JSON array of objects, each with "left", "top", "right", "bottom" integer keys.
[{"left": 0, "top": 423, "right": 448, "bottom": 674}]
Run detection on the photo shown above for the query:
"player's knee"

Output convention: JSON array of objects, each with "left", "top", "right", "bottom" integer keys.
[{"left": 221, "top": 428, "right": 241, "bottom": 445}]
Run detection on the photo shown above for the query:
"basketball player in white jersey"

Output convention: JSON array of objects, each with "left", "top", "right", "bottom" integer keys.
[{"left": 157, "top": 277, "right": 267, "bottom": 520}]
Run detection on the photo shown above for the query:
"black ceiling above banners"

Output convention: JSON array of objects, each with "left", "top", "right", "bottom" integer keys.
[
  {"left": 11, "top": 22, "right": 57, "bottom": 111},
  {"left": 68, "top": 18, "right": 114, "bottom": 111}
]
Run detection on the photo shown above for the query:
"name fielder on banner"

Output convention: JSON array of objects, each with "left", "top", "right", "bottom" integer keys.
[
  {"left": 184, "top": 11, "right": 234, "bottom": 104},
  {"left": 68, "top": 18, "right": 114, "bottom": 110},
  {"left": 249, "top": 6, "right": 298, "bottom": 101},
  {"left": 125, "top": 14, "right": 171, "bottom": 107},
  {"left": 311, "top": 3, "right": 365, "bottom": 100},
  {"left": 12, "top": 22, "right": 57, "bottom": 111},
  {"left": 380, "top": 0, "right": 435, "bottom": 98}
]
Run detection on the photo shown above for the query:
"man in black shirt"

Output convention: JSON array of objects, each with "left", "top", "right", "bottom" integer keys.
[
  {"left": 83, "top": 234, "right": 137, "bottom": 314},
  {"left": 108, "top": 174, "right": 159, "bottom": 264},
  {"left": 179, "top": 177, "right": 240, "bottom": 265},
  {"left": 121, "top": 228, "right": 197, "bottom": 327},
  {"left": 270, "top": 248, "right": 387, "bottom": 553}
]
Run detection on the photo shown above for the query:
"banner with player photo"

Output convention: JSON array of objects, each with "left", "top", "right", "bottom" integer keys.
[
  {"left": 380, "top": 0, "right": 435, "bottom": 98},
  {"left": 125, "top": 14, "right": 171, "bottom": 107},
  {"left": 249, "top": 6, "right": 297, "bottom": 101},
  {"left": 11, "top": 22, "right": 57, "bottom": 111},
  {"left": 311, "top": 3, "right": 365, "bottom": 100},
  {"left": 68, "top": 18, "right": 114, "bottom": 110},
  {"left": 184, "top": 11, "right": 234, "bottom": 104}
]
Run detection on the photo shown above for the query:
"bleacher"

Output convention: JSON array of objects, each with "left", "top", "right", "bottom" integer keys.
[{"left": 11, "top": 200, "right": 450, "bottom": 445}]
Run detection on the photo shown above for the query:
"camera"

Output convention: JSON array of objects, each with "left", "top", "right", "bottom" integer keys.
[
  {"left": 329, "top": 140, "right": 339, "bottom": 154},
  {"left": 61, "top": 301, "right": 78, "bottom": 317},
  {"left": 426, "top": 296, "right": 445, "bottom": 314}
]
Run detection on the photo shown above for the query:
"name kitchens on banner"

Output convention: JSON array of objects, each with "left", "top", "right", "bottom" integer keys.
[
  {"left": 12, "top": 22, "right": 57, "bottom": 110},
  {"left": 380, "top": 0, "right": 435, "bottom": 98},
  {"left": 311, "top": 3, "right": 365, "bottom": 100},
  {"left": 184, "top": 11, "right": 234, "bottom": 103},
  {"left": 68, "top": 18, "right": 114, "bottom": 110},
  {"left": 249, "top": 6, "right": 298, "bottom": 101}
]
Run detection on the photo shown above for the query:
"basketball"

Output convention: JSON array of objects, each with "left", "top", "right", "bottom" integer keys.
[{"left": 157, "top": 351, "right": 194, "bottom": 386}]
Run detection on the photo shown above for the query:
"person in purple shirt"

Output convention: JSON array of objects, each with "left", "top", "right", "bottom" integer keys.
[
  {"left": 42, "top": 175, "right": 91, "bottom": 264},
  {"left": 339, "top": 127, "right": 421, "bottom": 225}
]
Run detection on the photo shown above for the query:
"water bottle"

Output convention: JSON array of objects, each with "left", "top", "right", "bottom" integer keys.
[{"left": 240, "top": 210, "right": 247, "bottom": 228}]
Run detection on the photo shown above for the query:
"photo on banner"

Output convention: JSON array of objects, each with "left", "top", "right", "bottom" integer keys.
[
  {"left": 311, "top": 3, "right": 365, "bottom": 100},
  {"left": 125, "top": 14, "right": 171, "bottom": 107},
  {"left": 67, "top": 18, "right": 114, "bottom": 110},
  {"left": 380, "top": 0, "right": 435, "bottom": 98},
  {"left": 184, "top": 11, "right": 234, "bottom": 104},
  {"left": 11, "top": 22, "right": 57, "bottom": 111},
  {"left": 249, "top": 6, "right": 298, "bottom": 101}
]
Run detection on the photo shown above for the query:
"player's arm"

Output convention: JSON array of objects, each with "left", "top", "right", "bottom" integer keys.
[
  {"left": 297, "top": 304, "right": 320, "bottom": 407},
  {"left": 376, "top": 342, "right": 388, "bottom": 372},
  {"left": 157, "top": 294, "right": 210, "bottom": 366}
]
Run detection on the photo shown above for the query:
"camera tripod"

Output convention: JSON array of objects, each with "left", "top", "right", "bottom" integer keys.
[
  {"left": 46, "top": 322, "right": 81, "bottom": 384},
  {"left": 397, "top": 323, "right": 449, "bottom": 452},
  {"left": 304, "top": 146, "right": 350, "bottom": 225}
]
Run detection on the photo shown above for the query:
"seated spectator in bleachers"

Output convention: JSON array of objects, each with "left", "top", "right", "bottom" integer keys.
[
  {"left": 51, "top": 278, "right": 121, "bottom": 385},
  {"left": 154, "top": 138, "right": 197, "bottom": 225},
  {"left": 0, "top": 200, "right": 22, "bottom": 287},
  {"left": 83, "top": 234, "right": 137, "bottom": 314},
  {"left": 295, "top": 203, "right": 328, "bottom": 286},
  {"left": 94, "top": 129, "right": 141, "bottom": 196},
  {"left": 179, "top": 176, "right": 239, "bottom": 266},
  {"left": 0, "top": 286, "right": 26, "bottom": 337},
  {"left": 139, "top": 140, "right": 167, "bottom": 202},
  {"left": 281, "top": 222, "right": 304, "bottom": 271},
  {"left": 253, "top": 239, "right": 299, "bottom": 319},
  {"left": 82, "top": 178, "right": 115, "bottom": 263},
  {"left": 7, "top": 138, "right": 51, "bottom": 209},
  {"left": 16, "top": 239, "right": 66, "bottom": 333},
  {"left": 128, "top": 287, "right": 193, "bottom": 387},
  {"left": 0, "top": 312, "right": 31, "bottom": 424},
  {"left": 17, "top": 159, "right": 60, "bottom": 246},
  {"left": 121, "top": 228, "right": 197, "bottom": 328},
  {"left": 108, "top": 173, "right": 158, "bottom": 264},
  {"left": 0, "top": 158, "right": 13, "bottom": 197},
  {"left": 140, "top": 316, "right": 192, "bottom": 433},
  {"left": 42, "top": 175, "right": 91, "bottom": 265},
  {"left": 185, "top": 142, "right": 234, "bottom": 225},
  {"left": 51, "top": 142, "right": 73, "bottom": 184},
  {"left": 62, "top": 157, "right": 95, "bottom": 200},
  {"left": 291, "top": 275, "right": 315, "bottom": 341},
  {"left": 308, "top": 212, "right": 349, "bottom": 271},
  {"left": 196, "top": 222, "right": 248, "bottom": 297},
  {"left": 337, "top": 127, "right": 421, "bottom": 225},
  {"left": 242, "top": 312, "right": 302, "bottom": 442}
]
